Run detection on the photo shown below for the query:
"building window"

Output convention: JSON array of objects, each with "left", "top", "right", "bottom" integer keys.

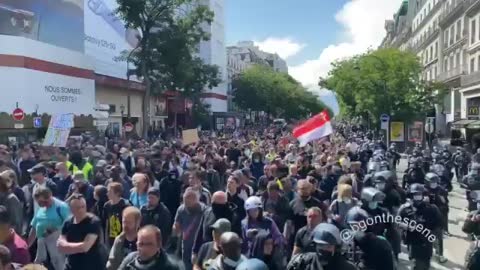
[
  {"left": 450, "top": 55, "right": 454, "bottom": 70},
  {"left": 457, "top": 20, "right": 462, "bottom": 40},
  {"left": 472, "top": 19, "right": 476, "bottom": 44},
  {"left": 450, "top": 25, "right": 455, "bottom": 46},
  {"left": 471, "top": 57, "right": 475, "bottom": 72},
  {"left": 445, "top": 28, "right": 449, "bottom": 47},
  {"left": 453, "top": 53, "right": 457, "bottom": 68},
  {"left": 434, "top": 66, "right": 437, "bottom": 76},
  {"left": 430, "top": 46, "right": 433, "bottom": 60},
  {"left": 456, "top": 52, "right": 461, "bottom": 67},
  {"left": 444, "top": 58, "right": 448, "bottom": 71}
]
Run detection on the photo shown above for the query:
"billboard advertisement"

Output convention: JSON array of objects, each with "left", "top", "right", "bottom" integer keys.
[
  {"left": 0, "top": 67, "right": 95, "bottom": 115},
  {"left": 0, "top": 0, "right": 84, "bottom": 52},
  {"left": 84, "top": 0, "right": 139, "bottom": 79},
  {"left": 408, "top": 121, "right": 423, "bottom": 143},
  {"left": 390, "top": 122, "right": 405, "bottom": 142}
]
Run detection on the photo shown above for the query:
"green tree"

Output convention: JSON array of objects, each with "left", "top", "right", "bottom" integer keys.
[
  {"left": 233, "top": 65, "right": 328, "bottom": 120},
  {"left": 116, "top": 0, "right": 219, "bottom": 137},
  {"left": 319, "top": 48, "right": 447, "bottom": 125}
]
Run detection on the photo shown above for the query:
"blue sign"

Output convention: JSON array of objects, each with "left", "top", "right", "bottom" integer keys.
[
  {"left": 380, "top": 114, "right": 390, "bottom": 122},
  {"left": 33, "top": 117, "right": 42, "bottom": 128}
]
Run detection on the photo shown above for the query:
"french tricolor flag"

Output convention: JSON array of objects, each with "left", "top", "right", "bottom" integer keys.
[{"left": 293, "top": 110, "right": 333, "bottom": 147}]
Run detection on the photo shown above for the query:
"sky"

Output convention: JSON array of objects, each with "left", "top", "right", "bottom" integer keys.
[{"left": 225, "top": 0, "right": 402, "bottom": 113}]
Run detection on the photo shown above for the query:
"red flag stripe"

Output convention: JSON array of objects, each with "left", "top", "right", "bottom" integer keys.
[{"left": 293, "top": 110, "right": 331, "bottom": 138}]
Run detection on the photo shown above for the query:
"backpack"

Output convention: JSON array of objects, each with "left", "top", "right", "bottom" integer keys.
[{"left": 287, "top": 253, "right": 324, "bottom": 270}]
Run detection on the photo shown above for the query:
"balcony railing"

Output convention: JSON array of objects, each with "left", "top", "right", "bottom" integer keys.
[
  {"left": 439, "top": 0, "right": 465, "bottom": 26},
  {"left": 438, "top": 64, "right": 467, "bottom": 81},
  {"left": 461, "top": 70, "right": 480, "bottom": 86},
  {"left": 413, "top": 0, "right": 442, "bottom": 35},
  {"left": 413, "top": 27, "right": 440, "bottom": 52},
  {"left": 465, "top": 0, "right": 480, "bottom": 16}
]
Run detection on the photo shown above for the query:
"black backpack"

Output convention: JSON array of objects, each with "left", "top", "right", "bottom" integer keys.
[{"left": 287, "top": 253, "right": 324, "bottom": 270}]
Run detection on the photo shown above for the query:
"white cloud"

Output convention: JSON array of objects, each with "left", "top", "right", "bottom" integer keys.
[
  {"left": 254, "top": 37, "right": 306, "bottom": 59},
  {"left": 289, "top": 0, "right": 399, "bottom": 90}
]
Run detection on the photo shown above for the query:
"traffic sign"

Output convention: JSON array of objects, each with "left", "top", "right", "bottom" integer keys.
[
  {"left": 380, "top": 114, "right": 390, "bottom": 122},
  {"left": 425, "top": 123, "right": 434, "bottom": 134},
  {"left": 12, "top": 108, "right": 25, "bottom": 121},
  {"left": 33, "top": 117, "right": 42, "bottom": 128},
  {"left": 14, "top": 123, "right": 24, "bottom": 129},
  {"left": 124, "top": 122, "right": 134, "bottom": 132}
]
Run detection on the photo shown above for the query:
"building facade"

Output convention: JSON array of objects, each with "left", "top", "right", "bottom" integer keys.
[
  {"left": 0, "top": 0, "right": 228, "bottom": 141},
  {"left": 198, "top": 0, "right": 228, "bottom": 113},
  {"left": 226, "top": 41, "right": 288, "bottom": 111},
  {"left": 382, "top": 0, "right": 480, "bottom": 137}
]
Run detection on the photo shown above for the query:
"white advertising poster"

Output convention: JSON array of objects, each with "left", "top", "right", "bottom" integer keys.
[
  {"left": 84, "top": 0, "right": 139, "bottom": 79},
  {"left": 0, "top": 67, "right": 95, "bottom": 115}
]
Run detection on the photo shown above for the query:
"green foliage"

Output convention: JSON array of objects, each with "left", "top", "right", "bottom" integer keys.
[
  {"left": 233, "top": 65, "right": 328, "bottom": 120},
  {"left": 116, "top": 0, "right": 220, "bottom": 136},
  {"left": 319, "top": 48, "right": 448, "bottom": 123}
]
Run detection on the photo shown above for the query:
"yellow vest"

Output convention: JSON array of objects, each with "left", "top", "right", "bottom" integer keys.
[{"left": 72, "top": 162, "right": 93, "bottom": 181}]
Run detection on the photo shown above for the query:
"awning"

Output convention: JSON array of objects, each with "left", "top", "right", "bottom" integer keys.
[
  {"left": 452, "top": 119, "right": 476, "bottom": 128},
  {"left": 467, "top": 120, "right": 480, "bottom": 129}
]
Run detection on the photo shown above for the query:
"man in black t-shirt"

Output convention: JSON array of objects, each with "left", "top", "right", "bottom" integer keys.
[
  {"left": 103, "top": 182, "right": 130, "bottom": 246},
  {"left": 292, "top": 207, "right": 323, "bottom": 256},
  {"left": 58, "top": 194, "right": 106, "bottom": 270},
  {"left": 193, "top": 218, "right": 231, "bottom": 270}
]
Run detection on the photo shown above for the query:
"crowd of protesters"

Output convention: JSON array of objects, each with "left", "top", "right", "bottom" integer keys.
[{"left": 0, "top": 123, "right": 411, "bottom": 270}]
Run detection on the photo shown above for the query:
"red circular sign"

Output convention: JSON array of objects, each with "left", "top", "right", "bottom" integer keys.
[
  {"left": 124, "top": 122, "right": 134, "bottom": 132},
  {"left": 12, "top": 108, "right": 25, "bottom": 121}
]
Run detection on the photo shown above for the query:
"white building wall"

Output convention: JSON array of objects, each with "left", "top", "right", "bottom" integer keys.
[{"left": 199, "top": 0, "right": 228, "bottom": 112}]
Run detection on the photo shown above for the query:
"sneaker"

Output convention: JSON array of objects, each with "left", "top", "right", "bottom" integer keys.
[{"left": 438, "top": 256, "right": 447, "bottom": 263}]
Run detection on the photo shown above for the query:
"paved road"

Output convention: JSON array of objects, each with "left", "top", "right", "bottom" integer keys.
[{"left": 396, "top": 158, "right": 469, "bottom": 270}]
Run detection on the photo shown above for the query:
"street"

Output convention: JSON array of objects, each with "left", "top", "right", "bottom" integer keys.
[{"left": 396, "top": 158, "right": 469, "bottom": 270}]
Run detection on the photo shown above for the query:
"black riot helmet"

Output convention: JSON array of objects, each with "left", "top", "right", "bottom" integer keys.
[
  {"left": 409, "top": 183, "right": 425, "bottom": 195},
  {"left": 425, "top": 173, "right": 440, "bottom": 189},
  {"left": 367, "top": 161, "right": 380, "bottom": 173},
  {"left": 236, "top": 259, "right": 269, "bottom": 270},
  {"left": 424, "top": 172, "right": 440, "bottom": 184},
  {"left": 471, "top": 163, "right": 480, "bottom": 175},
  {"left": 360, "top": 187, "right": 385, "bottom": 203}
]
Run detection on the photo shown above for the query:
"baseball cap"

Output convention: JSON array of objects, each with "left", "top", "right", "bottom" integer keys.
[
  {"left": 147, "top": 187, "right": 161, "bottom": 197},
  {"left": 210, "top": 218, "right": 231, "bottom": 234},
  {"left": 28, "top": 164, "right": 46, "bottom": 175}
]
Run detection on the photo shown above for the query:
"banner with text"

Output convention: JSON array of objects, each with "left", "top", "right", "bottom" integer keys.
[
  {"left": 43, "top": 114, "right": 74, "bottom": 147},
  {"left": 0, "top": 67, "right": 95, "bottom": 115}
]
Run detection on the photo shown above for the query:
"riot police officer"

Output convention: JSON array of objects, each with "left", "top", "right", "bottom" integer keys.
[
  {"left": 462, "top": 190, "right": 480, "bottom": 270},
  {"left": 360, "top": 187, "right": 401, "bottom": 259},
  {"left": 286, "top": 223, "right": 357, "bottom": 270},
  {"left": 430, "top": 163, "right": 453, "bottom": 192},
  {"left": 398, "top": 184, "right": 443, "bottom": 270},
  {"left": 373, "top": 171, "right": 403, "bottom": 214},
  {"left": 387, "top": 144, "right": 401, "bottom": 171},
  {"left": 453, "top": 147, "right": 469, "bottom": 182},
  {"left": 403, "top": 157, "right": 425, "bottom": 190},
  {"left": 424, "top": 172, "right": 449, "bottom": 263},
  {"left": 344, "top": 206, "right": 397, "bottom": 270},
  {"left": 462, "top": 163, "right": 480, "bottom": 211}
]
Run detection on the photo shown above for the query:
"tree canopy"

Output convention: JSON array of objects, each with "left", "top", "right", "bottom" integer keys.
[
  {"left": 232, "top": 65, "right": 329, "bottom": 120},
  {"left": 319, "top": 48, "right": 448, "bottom": 124},
  {"left": 116, "top": 0, "right": 220, "bottom": 136}
]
